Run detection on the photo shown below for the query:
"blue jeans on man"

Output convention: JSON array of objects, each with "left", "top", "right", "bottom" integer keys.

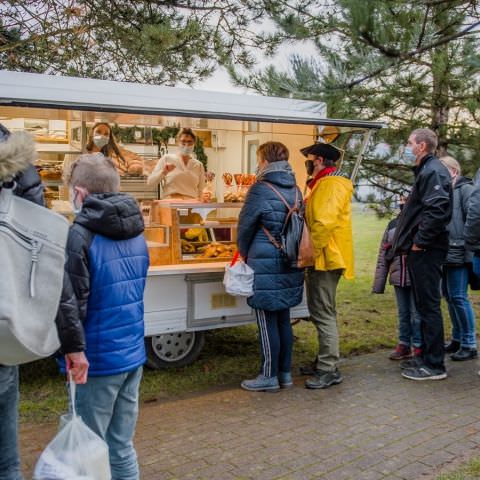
[
  {"left": 442, "top": 266, "right": 477, "bottom": 349},
  {"left": 74, "top": 367, "right": 143, "bottom": 480},
  {"left": 0, "top": 366, "right": 22, "bottom": 480},
  {"left": 394, "top": 286, "right": 422, "bottom": 349}
]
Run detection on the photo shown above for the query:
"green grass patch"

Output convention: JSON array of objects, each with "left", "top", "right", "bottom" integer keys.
[
  {"left": 19, "top": 207, "right": 479, "bottom": 423},
  {"left": 437, "top": 458, "right": 480, "bottom": 479}
]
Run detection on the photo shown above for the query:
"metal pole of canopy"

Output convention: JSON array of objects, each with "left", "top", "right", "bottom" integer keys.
[{"left": 350, "top": 129, "right": 374, "bottom": 183}]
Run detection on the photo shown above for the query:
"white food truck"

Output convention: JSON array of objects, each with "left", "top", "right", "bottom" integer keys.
[{"left": 0, "top": 70, "right": 384, "bottom": 368}]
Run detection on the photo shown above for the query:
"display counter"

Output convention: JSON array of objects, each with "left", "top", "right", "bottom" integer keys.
[{"left": 144, "top": 201, "right": 242, "bottom": 267}]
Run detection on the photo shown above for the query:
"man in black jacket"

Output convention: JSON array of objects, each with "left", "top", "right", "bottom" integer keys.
[
  {"left": 0, "top": 123, "right": 45, "bottom": 480},
  {"left": 388, "top": 128, "right": 452, "bottom": 380}
]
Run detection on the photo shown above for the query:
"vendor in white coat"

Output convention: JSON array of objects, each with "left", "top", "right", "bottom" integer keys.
[{"left": 147, "top": 127, "right": 205, "bottom": 200}]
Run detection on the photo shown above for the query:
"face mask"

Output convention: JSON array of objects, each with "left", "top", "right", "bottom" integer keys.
[
  {"left": 179, "top": 145, "right": 194, "bottom": 156},
  {"left": 305, "top": 160, "right": 314, "bottom": 176},
  {"left": 403, "top": 146, "right": 416, "bottom": 163},
  {"left": 93, "top": 135, "right": 109, "bottom": 148}
]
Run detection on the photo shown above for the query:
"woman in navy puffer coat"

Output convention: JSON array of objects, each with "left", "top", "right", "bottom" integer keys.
[{"left": 237, "top": 141, "right": 304, "bottom": 392}]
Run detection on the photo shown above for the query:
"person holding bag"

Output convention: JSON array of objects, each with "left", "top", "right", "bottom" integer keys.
[
  {"left": 237, "top": 142, "right": 304, "bottom": 392},
  {"left": 58, "top": 154, "right": 149, "bottom": 480}
]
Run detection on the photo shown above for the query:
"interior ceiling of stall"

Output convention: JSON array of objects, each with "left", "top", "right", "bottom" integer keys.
[{"left": 0, "top": 106, "right": 375, "bottom": 138}]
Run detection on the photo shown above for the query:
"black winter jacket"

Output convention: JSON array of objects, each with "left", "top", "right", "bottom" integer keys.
[
  {"left": 464, "top": 170, "right": 480, "bottom": 253},
  {"left": 13, "top": 165, "right": 45, "bottom": 206},
  {"left": 56, "top": 193, "right": 146, "bottom": 354},
  {"left": 388, "top": 154, "right": 452, "bottom": 259},
  {"left": 445, "top": 176, "right": 473, "bottom": 265}
]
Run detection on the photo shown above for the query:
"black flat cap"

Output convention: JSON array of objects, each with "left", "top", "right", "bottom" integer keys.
[{"left": 300, "top": 142, "right": 342, "bottom": 161}]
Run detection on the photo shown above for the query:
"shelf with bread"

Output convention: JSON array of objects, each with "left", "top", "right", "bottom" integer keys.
[{"left": 143, "top": 201, "right": 242, "bottom": 266}]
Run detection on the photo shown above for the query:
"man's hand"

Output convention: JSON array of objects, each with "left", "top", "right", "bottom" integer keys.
[
  {"left": 411, "top": 244, "right": 425, "bottom": 251},
  {"left": 65, "top": 352, "right": 89, "bottom": 384}
]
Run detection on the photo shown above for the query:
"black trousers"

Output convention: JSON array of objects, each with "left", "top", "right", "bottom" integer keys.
[{"left": 407, "top": 248, "right": 447, "bottom": 371}]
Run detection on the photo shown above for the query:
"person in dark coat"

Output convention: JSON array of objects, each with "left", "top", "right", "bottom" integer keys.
[
  {"left": 387, "top": 128, "right": 452, "bottom": 381},
  {"left": 58, "top": 154, "right": 149, "bottom": 480},
  {"left": 439, "top": 156, "right": 477, "bottom": 361},
  {"left": 237, "top": 141, "right": 304, "bottom": 392},
  {"left": 0, "top": 123, "right": 45, "bottom": 480},
  {"left": 372, "top": 197, "right": 422, "bottom": 360}
]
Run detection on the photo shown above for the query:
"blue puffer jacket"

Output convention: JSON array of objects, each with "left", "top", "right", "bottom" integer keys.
[
  {"left": 237, "top": 165, "right": 304, "bottom": 311},
  {"left": 58, "top": 193, "right": 149, "bottom": 376}
]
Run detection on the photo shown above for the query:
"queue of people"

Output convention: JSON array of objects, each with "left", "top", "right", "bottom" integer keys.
[{"left": 2, "top": 121, "right": 480, "bottom": 479}]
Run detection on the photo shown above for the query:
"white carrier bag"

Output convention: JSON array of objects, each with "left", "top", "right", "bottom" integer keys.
[
  {"left": 0, "top": 185, "right": 69, "bottom": 365},
  {"left": 223, "top": 251, "right": 254, "bottom": 297},
  {"left": 34, "top": 377, "right": 111, "bottom": 480}
]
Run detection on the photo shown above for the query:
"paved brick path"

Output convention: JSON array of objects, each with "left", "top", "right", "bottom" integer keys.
[{"left": 20, "top": 352, "right": 480, "bottom": 479}]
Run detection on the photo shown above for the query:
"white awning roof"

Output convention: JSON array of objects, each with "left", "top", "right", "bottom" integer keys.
[{"left": 0, "top": 70, "right": 385, "bottom": 129}]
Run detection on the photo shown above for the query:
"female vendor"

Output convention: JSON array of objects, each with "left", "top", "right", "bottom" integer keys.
[
  {"left": 64, "top": 122, "right": 144, "bottom": 177},
  {"left": 147, "top": 128, "right": 205, "bottom": 200}
]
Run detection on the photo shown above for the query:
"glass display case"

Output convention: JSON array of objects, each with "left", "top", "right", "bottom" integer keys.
[{"left": 145, "top": 202, "right": 242, "bottom": 266}]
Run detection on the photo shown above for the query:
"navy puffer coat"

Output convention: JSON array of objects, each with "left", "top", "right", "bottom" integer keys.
[{"left": 237, "top": 166, "right": 304, "bottom": 311}]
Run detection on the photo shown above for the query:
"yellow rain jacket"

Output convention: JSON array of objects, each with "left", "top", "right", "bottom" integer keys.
[{"left": 305, "top": 174, "right": 354, "bottom": 279}]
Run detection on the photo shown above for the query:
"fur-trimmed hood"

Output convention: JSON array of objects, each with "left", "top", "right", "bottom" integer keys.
[{"left": 0, "top": 131, "right": 36, "bottom": 181}]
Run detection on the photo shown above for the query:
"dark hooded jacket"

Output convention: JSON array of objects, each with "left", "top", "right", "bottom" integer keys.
[
  {"left": 445, "top": 176, "right": 473, "bottom": 265},
  {"left": 387, "top": 153, "right": 452, "bottom": 260},
  {"left": 56, "top": 193, "right": 150, "bottom": 376},
  {"left": 237, "top": 164, "right": 304, "bottom": 311}
]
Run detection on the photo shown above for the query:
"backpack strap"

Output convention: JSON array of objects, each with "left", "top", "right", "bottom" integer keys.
[{"left": 260, "top": 181, "right": 300, "bottom": 248}]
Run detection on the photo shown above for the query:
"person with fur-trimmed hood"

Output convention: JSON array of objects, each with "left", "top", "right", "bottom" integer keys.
[{"left": 0, "top": 123, "right": 45, "bottom": 480}]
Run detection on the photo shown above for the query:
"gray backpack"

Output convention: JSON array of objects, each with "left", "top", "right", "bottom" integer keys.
[{"left": 0, "top": 185, "right": 69, "bottom": 365}]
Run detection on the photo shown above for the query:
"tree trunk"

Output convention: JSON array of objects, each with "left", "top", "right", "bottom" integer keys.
[{"left": 430, "top": 7, "right": 452, "bottom": 156}]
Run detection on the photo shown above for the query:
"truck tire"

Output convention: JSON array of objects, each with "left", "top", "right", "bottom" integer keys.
[{"left": 145, "top": 331, "right": 205, "bottom": 369}]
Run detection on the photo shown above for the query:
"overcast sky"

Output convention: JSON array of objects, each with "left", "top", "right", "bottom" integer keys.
[{"left": 192, "top": 37, "right": 318, "bottom": 95}]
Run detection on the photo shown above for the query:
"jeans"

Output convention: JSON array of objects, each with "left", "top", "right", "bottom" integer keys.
[
  {"left": 394, "top": 286, "right": 422, "bottom": 348},
  {"left": 305, "top": 268, "right": 343, "bottom": 372},
  {"left": 408, "top": 249, "right": 446, "bottom": 371},
  {"left": 255, "top": 308, "right": 293, "bottom": 377},
  {"left": 442, "top": 266, "right": 477, "bottom": 349},
  {"left": 74, "top": 367, "right": 143, "bottom": 480},
  {"left": 0, "top": 366, "right": 22, "bottom": 480}
]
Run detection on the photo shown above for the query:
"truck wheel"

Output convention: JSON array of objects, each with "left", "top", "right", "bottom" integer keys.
[{"left": 145, "top": 331, "right": 205, "bottom": 369}]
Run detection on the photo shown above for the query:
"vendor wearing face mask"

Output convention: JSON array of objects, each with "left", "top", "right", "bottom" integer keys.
[
  {"left": 147, "top": 128, "right": 205, "bottom": 200},
  {"left": 63, "top": 123, "right": 144, "bottom": 179}
]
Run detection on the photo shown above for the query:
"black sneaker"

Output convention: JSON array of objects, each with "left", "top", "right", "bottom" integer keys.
[
  {"left": 444, "top": 340, "right": 460, "bottom": 353},
  {"left": 450, "top": 347, "right": 478, "bottom": 361},
  {"left": 399, "top": 356, "right": 423, "bottom": 370},
  {"left": 305, "top": 369, "right": 343, "bottom": 389},
  {"left": 401, "top": 365, "right": 447, "bottom": 381}
]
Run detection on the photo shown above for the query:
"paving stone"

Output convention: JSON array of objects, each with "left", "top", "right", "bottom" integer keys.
[{"left": 18, "top": 351, "right": 480, "bottom": 479}]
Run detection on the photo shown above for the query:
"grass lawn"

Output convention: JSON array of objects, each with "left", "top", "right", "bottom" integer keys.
[
  {"left": 18, "top": 207, "right": 480, "bottom": 423},
  {"left": 437, "top": 458, "right": 480, "bottom": 479}
]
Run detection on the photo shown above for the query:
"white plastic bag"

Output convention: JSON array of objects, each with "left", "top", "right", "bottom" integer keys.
[
  {"left": 33, "top": 378, "right": 111, "bottom": 480},
  {"left": 223, "top": 252, "right": 254, "bottom": 297}
]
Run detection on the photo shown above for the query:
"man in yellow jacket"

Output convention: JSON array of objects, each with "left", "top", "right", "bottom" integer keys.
[{"left": 301, "top": 142, "right": 354, "bottom": 389}]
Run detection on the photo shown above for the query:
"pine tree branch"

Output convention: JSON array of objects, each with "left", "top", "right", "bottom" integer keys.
[
  {"left": 416, "top": 4, "right": 430, "bottom": 48},
  {"left": 333, "top": 22, "right": 480, "bottom": 90}
]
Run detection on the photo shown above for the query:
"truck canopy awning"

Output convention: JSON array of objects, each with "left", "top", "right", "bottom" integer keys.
[{"left": 0, "top": 71, "right": 385, "bottom": 129}]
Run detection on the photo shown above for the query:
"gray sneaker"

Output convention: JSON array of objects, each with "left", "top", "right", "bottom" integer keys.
[
  {"left": 278, "top": 371, "right": 293, "bottom": 388},
  {"left": 305, "top": 368, "right": 343, "bottom": 389},
  {"left": 241, "top": 374, "right": 280, "bottom": 392},
  {"left": 401, "top": 365, "right": 447, "bottom": 381}
]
